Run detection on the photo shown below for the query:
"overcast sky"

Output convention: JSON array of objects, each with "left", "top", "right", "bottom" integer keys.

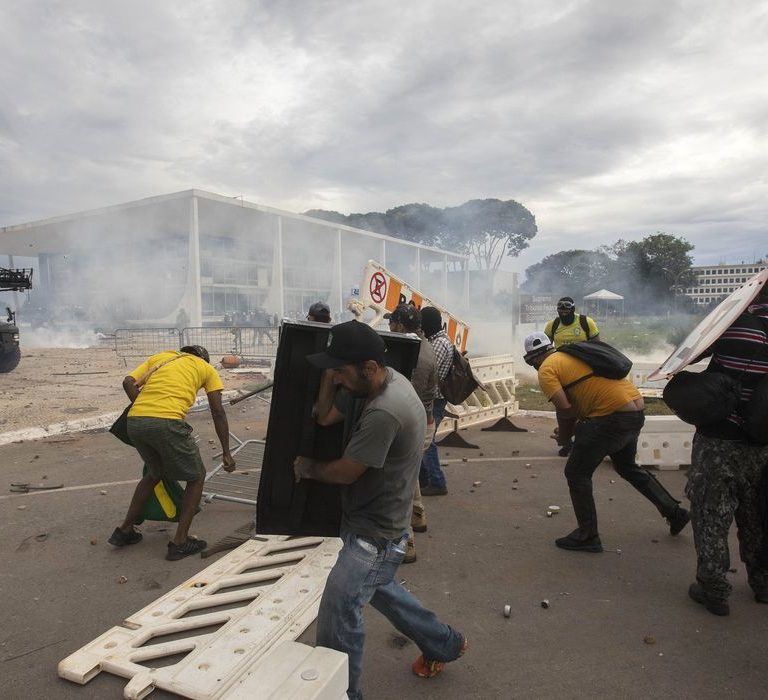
[{"left": 2, "top": 0, "right": 767, "bottom": 272}]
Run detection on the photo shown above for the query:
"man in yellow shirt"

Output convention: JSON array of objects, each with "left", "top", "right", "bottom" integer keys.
[
  {"left": 543, "top": 298, "right": 599, "bottom": 457},
  {"left": 108, "top": 345, "right": 236, "bottom": 560},
  {"left": 523, "top": 332, "right": 689, "bottom": 552},
  {"left": 544, "top": 297, "right": 599, "bottom": 348}
]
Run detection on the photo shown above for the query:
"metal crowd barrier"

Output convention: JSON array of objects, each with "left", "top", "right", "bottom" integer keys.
[
  {"left": 114, "top": 327, "right": 181, "bottom": 358},
  {"left": 182, "top": 326, "right": 278, "bottom": 360},
  {"left": 203, "top": 437, "right": 265, "bottom": 505},
  {"left": 113, "top": 326, "right": 278, "bottom": 360}
]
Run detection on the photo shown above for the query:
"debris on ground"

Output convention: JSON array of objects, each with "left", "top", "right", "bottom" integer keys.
[
  {"left": 644, "top": 635, "right": 656, "bottom": 645},
  {"left": 541, "top": 599, "right": 550, "bottom": 609},
  {"left": 117, "top": 576, "right": 128, "bottom": 584},
  {"left": 503, "top": 604, "right": 512, "bottom": 617}
]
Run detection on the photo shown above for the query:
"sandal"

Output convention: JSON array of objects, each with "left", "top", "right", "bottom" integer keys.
[
  {"left": 108, "top": 527, "right": 143, "bottom": 547},
  {"left": 166, "top": 538, "right": 207, "bottom": 561}
]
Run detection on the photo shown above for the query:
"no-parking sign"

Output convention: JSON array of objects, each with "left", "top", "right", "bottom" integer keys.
[{"left": 358, "top": 260, "right": 470, "bottom": 351}]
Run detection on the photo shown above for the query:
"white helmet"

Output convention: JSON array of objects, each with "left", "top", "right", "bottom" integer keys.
[{"left": 523, "top": 331, "right": 553, "bottom": 364}]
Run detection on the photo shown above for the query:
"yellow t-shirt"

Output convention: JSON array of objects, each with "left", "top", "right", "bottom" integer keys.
[
  {"left": 537, "top": 352, "right": 640, "bottom": 418},
  {"left": 127, "top": 351, "right": 224, "bottom": 420},
  {"left": 543, "top": 315, "right": 599, "bottom": 348}
]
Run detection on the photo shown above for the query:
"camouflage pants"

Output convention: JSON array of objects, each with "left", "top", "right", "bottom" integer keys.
[{"left": 686, "top": 433, "right": 768, "bottom": 598}]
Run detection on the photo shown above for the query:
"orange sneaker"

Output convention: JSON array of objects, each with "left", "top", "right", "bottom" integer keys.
[{"left": 412, "top": 637, "right": 468, "bottom": 678}]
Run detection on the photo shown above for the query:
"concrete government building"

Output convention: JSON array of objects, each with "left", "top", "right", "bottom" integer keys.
[
  {"left": 683, "top": 260, "right": 768, "bottom": 307},
  {"left": 0, "top": 190, "right": 470, "bottom": 327}
]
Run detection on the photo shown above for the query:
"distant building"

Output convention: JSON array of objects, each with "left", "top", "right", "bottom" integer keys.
[
  {"left": 0, "top": 190, "right": 469, "bottom": 327},
  {"left": 682, "top": 260, "right": 768, "bottom": 307}
]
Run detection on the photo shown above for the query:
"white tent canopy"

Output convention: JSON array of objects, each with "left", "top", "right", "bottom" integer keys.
[
  {"left": 583, "top": 288, "right": 624, "bottom": 300},
  {"left": 582, "top": 288, "right": 624, "bottom": 317}
]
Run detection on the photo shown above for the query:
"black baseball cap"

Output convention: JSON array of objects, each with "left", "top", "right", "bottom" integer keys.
[
  {"left": 384, "top": 303, "right": 421, "bottom": 330},
  {"left": 306, "top": 320, "right": 386, "bottom": 368},
  {"left": 307, "top": 301, "right": 331, "bottom": 319}
]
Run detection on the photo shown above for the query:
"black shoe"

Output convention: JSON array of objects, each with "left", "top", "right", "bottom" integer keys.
[
  {"left": 688, "top": 582, "right": 729, "bottom": 616},
  {"left": 108, "top": 527, "right": 142, "bottom": 547},
  {"left": 754, "top": 588, "right": 768, "bottom": 604},
  {"left": 421, "top": 484, "right": 448, "bottom": 496},
  {"left": 557, "top": 443, "right": 572, "bottom": 457},
  {"left": 555, "top": 529, "right": 603, "bottom": 553},
  {"left": 166, "top": 538, "right": 207, "bottom": 561},
  {"left": 668, "top": 506, "right": 690, "bottom": 536}
]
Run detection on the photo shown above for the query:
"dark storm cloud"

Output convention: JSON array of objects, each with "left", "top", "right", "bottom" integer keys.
[{"left": 1, "top": 0, "right": 767, "bottom": 267}]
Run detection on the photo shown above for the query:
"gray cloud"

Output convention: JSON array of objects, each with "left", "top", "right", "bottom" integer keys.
[{"left": 1, "top": 0, "right": 767, "bottom": 267}]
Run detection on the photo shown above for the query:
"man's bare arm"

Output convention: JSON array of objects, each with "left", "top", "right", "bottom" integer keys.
[
  {"left": 315, "top": 370, "right": 344, "bottom": 426},
  {"left": 122, "top": 376, "right": 140, "bottom": 402},
  {"left": 293, "top": 455, "right": 366, "bottom": 485},
  {"left": 208, "top": 390, "right": 236, "bottom": 471},
  {"left": 549, "top": 389, "right": 577, "bottom": 446}
]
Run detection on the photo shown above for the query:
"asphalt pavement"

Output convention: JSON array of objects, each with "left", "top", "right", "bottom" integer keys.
[{"left": 1, "top": 409, "right": 765, "bottom": 699}]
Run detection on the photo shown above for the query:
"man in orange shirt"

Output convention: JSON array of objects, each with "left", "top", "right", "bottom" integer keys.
[
  {"left": 108, "top": 345, "right": 235, "bottom": 560},
  {"left": 523, "top": 332, "right": 689, "bottom": 552}
]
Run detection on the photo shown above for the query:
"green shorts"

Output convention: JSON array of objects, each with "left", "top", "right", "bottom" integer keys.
[{"left": 127, "top": 417, "right": 205, "bottom": 482}]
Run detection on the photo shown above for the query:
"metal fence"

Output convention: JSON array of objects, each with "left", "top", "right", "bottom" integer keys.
[
  {"left": 114, "top": 326, "right": 278, "bottom": 360},
  {"left": 114, "top": 328, "right": 181, "bottom": 358},
  {"left": 182, "top": 326, "right": 278, "bottom": 359}
]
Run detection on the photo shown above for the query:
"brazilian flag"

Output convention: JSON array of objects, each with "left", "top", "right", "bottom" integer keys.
[{"left": 136, "top": 466, "right": 186, "bottom": 523}]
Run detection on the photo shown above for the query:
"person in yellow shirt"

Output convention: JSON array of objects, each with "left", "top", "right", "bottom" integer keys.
[
  {"left": 544, "top": 297, "right": 599, "bottom": 348},
  {"left": 523, "top": 332, "right": 689, "bottom": 553},
  {"left": 543, "top": 297, "right": 600, "bottom": 456},
  {"left": 108, "top": 345, "right": 236, "bottom": 560}
]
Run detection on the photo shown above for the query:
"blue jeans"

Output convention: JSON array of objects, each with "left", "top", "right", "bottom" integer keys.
[
  {"left": 420, "top": 398, "right": 447, "bottom": 488},
  {"left": 316, "top": 529, "right": 464, "bottom": 700}
]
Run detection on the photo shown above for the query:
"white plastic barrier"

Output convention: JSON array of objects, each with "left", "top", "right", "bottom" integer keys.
[
  {"left": 436, "top": 354, "right": 519, "bottom": 437},
  {"left": 636, "top": 415, "right": 694, "bottom": 471},
  {"left": 59, "top": 536, "right": 345, "bottom": 699}
]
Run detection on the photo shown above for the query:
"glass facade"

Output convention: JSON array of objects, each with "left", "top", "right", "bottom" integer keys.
[{"left": 5, "top": 191, "right": 468, "bottom": 328}]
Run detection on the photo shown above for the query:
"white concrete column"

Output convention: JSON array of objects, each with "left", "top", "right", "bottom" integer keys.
[
  {"left": 337, "top": 230, "right": 344, "bottom": 314},
  {"left": 442, "top": 254, "right": 448, "bottom": 301},
  {"left": 380, "top": 239, "right": 386, "bottom": 267},
  {"left": 188, "top": 197, "right": 203, "bottom": 326},
  {"left": 276, "top": 216, "right": 285, "bottom": 318},
  {"left": 463, "top": 260, "right": 470, "bottom": 309},
  {"left": 415, "top": 248, "right": 421, "bottom": 289}
]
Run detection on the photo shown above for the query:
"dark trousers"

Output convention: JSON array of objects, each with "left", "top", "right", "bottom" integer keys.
[
  {"left": 564, "top": 411, "right": 646, "bottom": 489},
  {"left": 563, "top": 411, "right": 652, "bottom": 536}
]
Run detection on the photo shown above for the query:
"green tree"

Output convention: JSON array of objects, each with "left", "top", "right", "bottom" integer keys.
[
  {"left": 523, "top": 249, "right": 613, "bottom": 298},
  {"left": 605, "top": 233, "right": 694, "bottom": 312},
  {"left": 303, "top": 198, "right": 537, "bottom": 270},
  {"left": 439, "top": 199, "right": 537, "bottom": 271}
]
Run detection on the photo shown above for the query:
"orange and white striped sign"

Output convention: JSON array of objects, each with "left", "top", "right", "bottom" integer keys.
[{"left": 359, "top": 260, "right": 469, "bottom": 351}]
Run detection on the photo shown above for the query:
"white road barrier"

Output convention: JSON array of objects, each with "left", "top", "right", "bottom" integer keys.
[
  {"left": 636, "top": 415, "right": 694, "bottom": 471},
  {"left": 437, "top": 354, "right": 520, "bottom": 437},
  {"left": 59, "top": 536, "right": 345, "bottom": 699}
]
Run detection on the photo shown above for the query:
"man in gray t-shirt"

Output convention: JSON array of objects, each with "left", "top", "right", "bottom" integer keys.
[
  {"left": 294, "top": 320, "right": 466, "bottom": 700},
  {"left": 334, "top": 368, "right": 425, "bottom": 539}
]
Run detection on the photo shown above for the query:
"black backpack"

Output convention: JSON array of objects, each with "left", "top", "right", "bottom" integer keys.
[
  {"left": 662, "top": 370, "right": 742, "bottom": 427},
  {"left": 556, "top": 340, "right": 633, "bottom": 391},
  {"left": 743, "top": 373, "right": 768, "bottom": 444},
  {"left": 440, "top": 346, "right": 484, "bottom": 405},
  {"left": 550, "top": 314, "right": 592, "bottom": 340}
]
